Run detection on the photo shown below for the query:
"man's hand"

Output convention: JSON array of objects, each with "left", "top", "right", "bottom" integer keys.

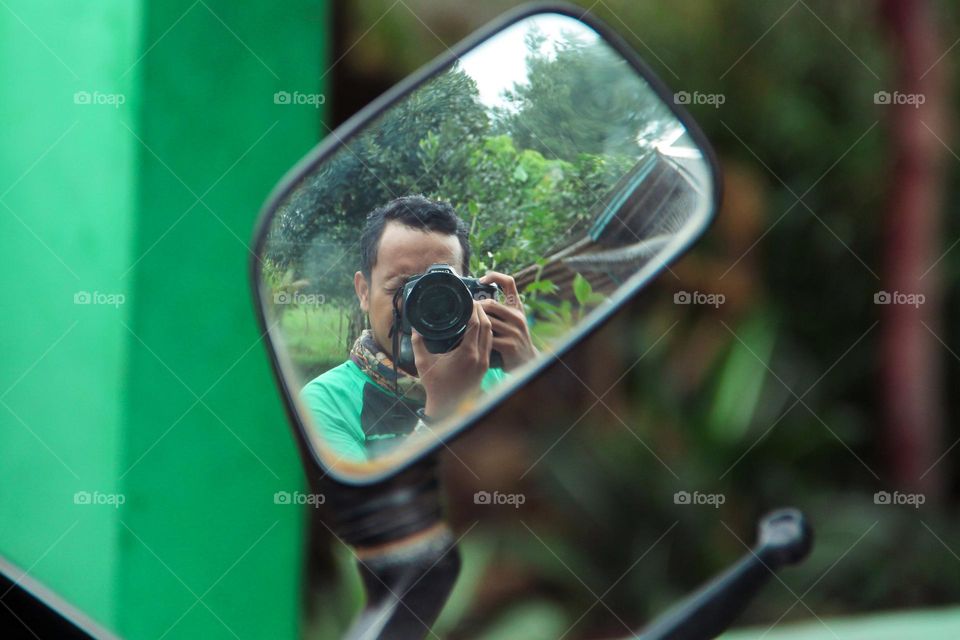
[
  {"left": 478, "top": 271, "right": 537, "bottom": 372},
  {"left": 412, "top": 301, "right": 492, "bottom": 421}
]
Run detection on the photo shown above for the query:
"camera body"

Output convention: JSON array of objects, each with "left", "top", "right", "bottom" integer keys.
[{"left": 395, "top": 264, "right": 503, "bottom": 367}]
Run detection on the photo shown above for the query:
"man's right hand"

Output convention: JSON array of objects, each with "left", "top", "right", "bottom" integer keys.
[{"left": 412, "top": 301, "right": 492, "bottom": 421}]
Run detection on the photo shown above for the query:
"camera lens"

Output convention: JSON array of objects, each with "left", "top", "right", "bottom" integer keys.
[
  {"left": 417, "top": 284, "right": 462, "bottom": 330},
  {"left": 406, "top": 271, "right": 473, "bottom": 341}
]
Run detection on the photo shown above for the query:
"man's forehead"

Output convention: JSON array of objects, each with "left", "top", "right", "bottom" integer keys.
[{"left": 374, "top": 222, "right": 463, "bottom": 279}]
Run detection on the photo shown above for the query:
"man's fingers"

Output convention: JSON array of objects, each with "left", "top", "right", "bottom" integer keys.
[
  {"left": 479, "top": 298, "right": 525, "bottom": 325},
  {"left": 492, "top": 337, "right": 521, "bottom": 354},
  {"left": 488, "top": 315, "right": 521, "bottom": 339},
  {"left": 479, "top": 271, "right": 522, "bottom": 309},
  {"left": 463, "top": 300, "right": 481, "bottom": 339},
  {"left": 476, "top": 302, "right": 492, "bottom": 343},
  {"left": 412, "top": 331, "right": 446, "bottom": 370},
  {"left": 476, "top": 303, "right": 493, "bottom": 366},
  {"left": 410, "top": 330, "right": 428, "bottom": 359}
]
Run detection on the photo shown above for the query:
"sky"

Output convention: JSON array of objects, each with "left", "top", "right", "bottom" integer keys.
[{"left": 457, "top": 13, "right": 600, "bottom": 110}]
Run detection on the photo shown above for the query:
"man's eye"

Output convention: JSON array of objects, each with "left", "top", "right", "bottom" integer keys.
[{"left": 386, "top": 281, "right": 407, "bottom": 293}]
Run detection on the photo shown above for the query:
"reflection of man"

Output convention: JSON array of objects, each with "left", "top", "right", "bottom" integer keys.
[{"left": 300, "top": 195, "right": 536, "bottom": 462}]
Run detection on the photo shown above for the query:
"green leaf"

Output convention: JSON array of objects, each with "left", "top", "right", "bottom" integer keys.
[
  {"left": 573, "top": 273, "right": 592, "bottom": 306},
  {"left": 512, "top": 164, "right": 529, "bottom": 182},
  {"left": 524, "top": 279, "right": 558, "bottom": 294}
]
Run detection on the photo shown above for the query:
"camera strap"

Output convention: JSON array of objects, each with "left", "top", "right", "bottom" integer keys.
[{"left": 390, "top": 288, "right": 404, "bottom": 396}]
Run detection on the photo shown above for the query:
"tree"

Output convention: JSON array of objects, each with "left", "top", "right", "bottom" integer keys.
[
  {"left": 265, "top": 64, "right": 490, "bottom": 302},
  {"left": 493, "top": 27, "right": 676, "bottom": 162}
]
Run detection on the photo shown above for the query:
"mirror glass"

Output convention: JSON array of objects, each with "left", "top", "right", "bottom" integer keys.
[{"left": 256, "top": 12, "right": 715, "bottom": 480}]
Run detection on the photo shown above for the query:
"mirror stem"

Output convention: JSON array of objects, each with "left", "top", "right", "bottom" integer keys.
[
  {"left": 347, "top": 523, "right": 460, "bottom": 640},
  {"left": 319, "top": 459, "right": 459, "bottom": 639}
]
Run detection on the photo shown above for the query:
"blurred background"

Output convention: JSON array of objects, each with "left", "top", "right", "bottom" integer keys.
[
  {"left": 2, "top": 0, "right": 960, "bottom": 638},
  {"left": 312, "top": 1, "right": 960, "bottom": 638}
]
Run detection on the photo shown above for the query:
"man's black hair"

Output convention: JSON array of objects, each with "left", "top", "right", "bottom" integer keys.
[{"left": 359, "top": 195, "right": 471, "bottom": 279}]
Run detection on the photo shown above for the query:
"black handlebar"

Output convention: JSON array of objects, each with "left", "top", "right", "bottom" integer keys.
[{"left": 633, "top": 508, "right": 813, "bottom": 640}]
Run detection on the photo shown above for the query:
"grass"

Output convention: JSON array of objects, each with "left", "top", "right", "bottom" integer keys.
[{"left": 279, "top": 303, "right": 353, "bottom": 379}]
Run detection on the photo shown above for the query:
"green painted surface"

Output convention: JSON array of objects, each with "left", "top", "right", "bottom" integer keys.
[
  {"left": 0, "top": 0, "right": 328, "bottom": 637},
  {"left": 0, "top": 0, "right": 141, "bottom": 629}
]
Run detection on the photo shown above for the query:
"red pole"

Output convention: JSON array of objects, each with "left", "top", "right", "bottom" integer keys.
[{"left": 879, "top": 0, "right": 949, "bottom": 496}]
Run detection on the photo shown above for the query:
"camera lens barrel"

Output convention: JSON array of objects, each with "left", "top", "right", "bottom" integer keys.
[{"left": 404, "top": 268, "right": 474, "bottom": 349}]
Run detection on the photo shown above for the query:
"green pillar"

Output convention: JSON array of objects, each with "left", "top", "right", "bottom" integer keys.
[
  {"left": 0, "top": 1, "right": 328, "bottom": 637},
  {"left": 0, "top": 0, "right": 141, "bottom": 629}
]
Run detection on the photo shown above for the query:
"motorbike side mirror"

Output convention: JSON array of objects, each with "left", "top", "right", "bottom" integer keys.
[{"left": 251, "top": 3, "right": 720, "bottom": 485}]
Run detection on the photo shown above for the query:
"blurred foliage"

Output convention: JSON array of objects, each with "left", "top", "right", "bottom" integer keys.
[{"left": 312, "top": 0, "right": 960, "bottom": 638}]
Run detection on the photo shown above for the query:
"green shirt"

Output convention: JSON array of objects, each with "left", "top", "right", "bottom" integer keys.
[{"left": 300, "top": 360, "right": 506, "bottom": 462}]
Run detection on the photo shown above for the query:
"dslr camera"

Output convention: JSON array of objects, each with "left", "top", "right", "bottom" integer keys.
[{"left": 394, "top": 264, "right": 503, "bottom": 366}]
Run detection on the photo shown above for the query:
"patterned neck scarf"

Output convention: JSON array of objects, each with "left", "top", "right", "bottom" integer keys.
[{"left": 349, "top": 330, "right": 426, "bottom": 403}]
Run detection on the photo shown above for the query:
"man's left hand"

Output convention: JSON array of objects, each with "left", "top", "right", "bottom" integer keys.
[{"left": 478, "top": 271, "right": 537, "bottom": 372}]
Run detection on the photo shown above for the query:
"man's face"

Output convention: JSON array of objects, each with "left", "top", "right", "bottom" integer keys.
[{"left": 355, "top": 220, "right": 464, "bottom": 360}]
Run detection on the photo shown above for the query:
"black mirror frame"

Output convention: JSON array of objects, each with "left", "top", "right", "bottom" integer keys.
[{"left": 250, "top": 0, "right": 722, "bottom": 486}]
